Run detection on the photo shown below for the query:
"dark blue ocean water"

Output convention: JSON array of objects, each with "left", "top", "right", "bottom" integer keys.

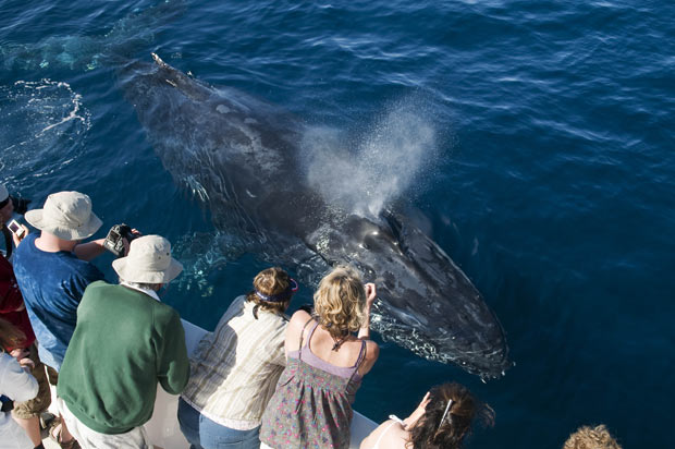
[{"left": 1, "top": 0, "right": 674, "bottom": 447}]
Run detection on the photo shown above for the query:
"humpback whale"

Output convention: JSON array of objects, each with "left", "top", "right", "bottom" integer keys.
[{"left": 121, "top": 54, "right": 512, "bottom": 379}]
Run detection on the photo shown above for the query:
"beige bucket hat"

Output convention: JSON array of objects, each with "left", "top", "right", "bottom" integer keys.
[
  {"left": 25, "top": 191, "right": 102, "bottom": 240},
  {"left": 112, "top": 235, "right": 183, "bottom": 284}
]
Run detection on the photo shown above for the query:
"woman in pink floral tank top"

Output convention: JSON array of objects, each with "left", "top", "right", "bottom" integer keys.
[{"left": 260, "top": 266, "right": 379, "bottom": 449}]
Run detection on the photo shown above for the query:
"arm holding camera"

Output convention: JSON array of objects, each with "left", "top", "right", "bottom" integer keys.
[
  {"left": 102, "top": 224, "right": 141, "bottom": 258},
  {"left": 73, "top": 223, "right": 141, "bottom": 260},
  {"left": 74, "top": 238, "right": 107, "bottom": 261}
]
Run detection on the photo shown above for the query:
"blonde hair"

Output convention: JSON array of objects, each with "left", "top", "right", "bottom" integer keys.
[
  {"left": 0, "top": 317, "right": 27, "bottom": 351},
  {"left": 563, "top": 425, "right": 622, "bottom": 449},
  {"left": 313, "top": 265, "right": 366, "bottom": 338},
  {"left": 246, "top": 267, "right": 292, "bottom": 315}
]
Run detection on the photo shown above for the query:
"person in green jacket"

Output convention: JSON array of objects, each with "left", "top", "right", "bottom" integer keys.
[{"left": 57, "top": 235, "right": 189, "bottom": 449}]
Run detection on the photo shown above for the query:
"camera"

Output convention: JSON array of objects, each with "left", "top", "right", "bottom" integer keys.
[
  {"left": 103, "top": 224, "right": 136, "bottom": 257},
  {"left": 7, "top": 219, "right": 25, "bottom": 238}
]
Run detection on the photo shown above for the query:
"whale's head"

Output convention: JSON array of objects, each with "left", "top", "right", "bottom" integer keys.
[{"left": 307, "top": 212, "right": 511, "bottom": 380}]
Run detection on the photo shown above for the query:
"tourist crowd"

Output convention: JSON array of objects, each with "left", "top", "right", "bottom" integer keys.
[{"left": 0, "top": 184, "right": 623, "bottom": 449}]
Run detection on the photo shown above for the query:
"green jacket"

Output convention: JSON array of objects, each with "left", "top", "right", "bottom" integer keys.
[{"left": 58, "top": 281, "right": 189, "bottom": 434}]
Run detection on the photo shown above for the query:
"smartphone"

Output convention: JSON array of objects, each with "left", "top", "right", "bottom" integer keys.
[{"left": 7, "top": 219, "right": 25, "bottom": 238}]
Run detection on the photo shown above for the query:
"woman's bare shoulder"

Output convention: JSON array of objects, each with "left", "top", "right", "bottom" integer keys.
[
  {"left": 290, "top": 309, "right": 312, "bottom": 324},
  {"left": 360, "top": 420, "right": 408, "bottom": 449},
  {"left": 288, "top": 309, "right": 314, "bottom": 333}
]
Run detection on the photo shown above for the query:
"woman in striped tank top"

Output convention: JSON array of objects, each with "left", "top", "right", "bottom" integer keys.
[{"left": 178, "top": 267, "right": 299, "bottom": 449}]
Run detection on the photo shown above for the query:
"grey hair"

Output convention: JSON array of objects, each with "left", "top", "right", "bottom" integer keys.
[{"left": 119, "top": 280, "right": 162, "bottom": 291}]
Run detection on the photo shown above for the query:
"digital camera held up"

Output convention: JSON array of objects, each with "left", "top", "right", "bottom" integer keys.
[{"left": 103, "top": 224, "right": 136, "bottom": 257}]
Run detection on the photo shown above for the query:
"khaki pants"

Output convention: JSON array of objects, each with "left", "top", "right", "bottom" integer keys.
[{"left": 59, "top": 398, "right": 153, "bottom": 449}]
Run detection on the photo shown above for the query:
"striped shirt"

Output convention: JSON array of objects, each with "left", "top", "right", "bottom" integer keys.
[{"left": 181, "top": 295, "right": 287, "bottom": 430}]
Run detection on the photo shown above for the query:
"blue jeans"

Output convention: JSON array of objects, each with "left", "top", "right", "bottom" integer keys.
[{"left": 177, "top": 398, "right": 261, "bottom": 449}]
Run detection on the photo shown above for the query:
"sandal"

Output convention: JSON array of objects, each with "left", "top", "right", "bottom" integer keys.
[{"left": 49, "top": 422, "right": 81, "bottom": 449}]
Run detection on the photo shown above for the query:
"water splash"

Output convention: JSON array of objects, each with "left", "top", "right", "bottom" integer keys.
[
  {"left": 303, "top": 98, "right": 437, "bottom": 217},
  {"left": 0, "top": 79, "right": 90, "bottom": 186}
]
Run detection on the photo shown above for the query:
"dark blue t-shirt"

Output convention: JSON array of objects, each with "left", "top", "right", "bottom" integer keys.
[{"left": 13, "top": 234, "right": 104, "bottom": 371}]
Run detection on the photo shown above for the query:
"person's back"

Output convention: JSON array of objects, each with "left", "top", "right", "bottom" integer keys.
[
  {"left": 0, "top": 352, "right": 38, "bottom": 449},
  {"left": 13, "top": 233, "right": 103, "bottom": 369},
  {"left": 57, "top": 235, "right": 189, "bottom": 449},
  {"left": 182, "top": 297, "right": 287, "bottom": 421},
  {"left": 0, "top": 255, "right": 35, "bottom": 348},
  {"left": 260, "top": 266, "right": 379, "bottom": 449},
  {"left": 58, "top": 280, "right": 188, "bottom": 433},
  {"left": 300, "top": 315, "right": 375, "bottom": 374},
  {"left": 180, "top": 267, "right": 298, "bottom": 449}
]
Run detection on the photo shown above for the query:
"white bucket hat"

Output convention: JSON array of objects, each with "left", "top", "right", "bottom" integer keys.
[
  {"left": 0, "top": 184, "right": 8, "bottom": 203},
  {"left": 25, "top": 191, "right": 102, "bottom": 240},
  {"left": 112, "top": 235, "right": 183, "bottom": 284}
]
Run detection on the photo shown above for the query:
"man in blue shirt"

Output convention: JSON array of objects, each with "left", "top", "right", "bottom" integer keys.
[
  {"left": 13, "top": 191, "right": 107, "bottom": 372},
  {"left": 13, "top": 191, "right": 108, "bottom": 448}
]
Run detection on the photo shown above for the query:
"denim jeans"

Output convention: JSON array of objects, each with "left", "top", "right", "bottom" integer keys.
[{"left": 177, "top": 398, "right": 261, "bottom": 449}]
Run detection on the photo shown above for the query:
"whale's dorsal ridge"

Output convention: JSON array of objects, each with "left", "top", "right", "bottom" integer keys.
[{"left": 151, "top": 52, "right": 168, "bottom": 68}]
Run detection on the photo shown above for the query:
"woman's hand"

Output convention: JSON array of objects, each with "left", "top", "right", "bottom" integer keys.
[
  {"left": 403, "top": 392, "right": 431, "bottom": 430},
  {"left": 358, "top": 283, "right": 378, "bottom": 340},
  {"left": 365, "top": 283, "right": 377, "bottom": 309}
]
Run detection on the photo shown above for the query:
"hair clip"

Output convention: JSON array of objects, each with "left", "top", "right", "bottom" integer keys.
[{"left": 438, "top": 399, "right": 453, "bottom": 431}]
